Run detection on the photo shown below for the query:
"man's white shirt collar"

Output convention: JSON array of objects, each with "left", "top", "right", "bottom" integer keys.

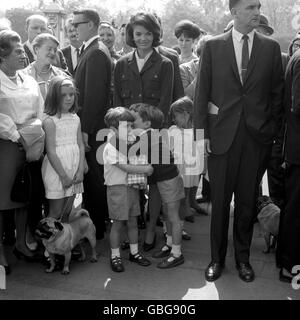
[
  {"left": 232, "top": 28, "right": 255, "bottom": 44},
  {"left": 83, "top": 35, "right": 99, "bottom": 50}
]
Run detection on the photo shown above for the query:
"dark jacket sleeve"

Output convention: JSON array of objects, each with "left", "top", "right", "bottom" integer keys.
[
  {"left": 193, "top": 42, "right": 211, "bottom": 139},
  {"left": 113, "top": 59, "right": 123, "bottom": 108},
  {"left": 270, "top": 42, "right": 284, "bottom": 129},
  {"left": 171, "top": 53, "right": 184, "bottom": 101},
  {"left": 291, "top": 56, "right": 300, "bottom": 115},
  {"left": 157, "top": 59, "right": 174, "bottom": 119},
  {"left": 81, "top": 50, "right": 111, "bottom": 134}
]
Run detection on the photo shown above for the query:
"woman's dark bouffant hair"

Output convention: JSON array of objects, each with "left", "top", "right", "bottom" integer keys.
[
  {"left": 44, "top": 75, "right": 79, "bottom": 116},
  {"left": 126, "top": 12, "right": 162, "bottom": 48},
  {"left": 0, "top": 30, "right": 21, "bottom": 63},
  {"left": 174, "top": 20, "right": 202, "bottom": 40}
]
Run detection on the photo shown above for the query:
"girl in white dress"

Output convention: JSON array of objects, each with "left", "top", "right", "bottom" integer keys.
[
  {"left": 42, "top": 75, "right": 85, "bottom": 219},
  {"left": 169, "top": 96, "right": 205, "bottom": 222}
]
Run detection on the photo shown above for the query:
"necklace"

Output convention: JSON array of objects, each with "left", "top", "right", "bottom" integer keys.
[{"left": 34, "top": 63, "right": 51, "bottom": 76}]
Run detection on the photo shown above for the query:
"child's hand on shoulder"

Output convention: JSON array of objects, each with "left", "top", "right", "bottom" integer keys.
[{"left": 145, "top": 165, "right": 154, "bottom": 176}]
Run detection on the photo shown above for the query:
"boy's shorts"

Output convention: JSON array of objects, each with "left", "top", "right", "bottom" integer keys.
[
  {"left": 157, "top": 174, "right": 185, "bottom": 204},
  {"left": 107, "top": 185, "right": 140, "bottom": 221}
]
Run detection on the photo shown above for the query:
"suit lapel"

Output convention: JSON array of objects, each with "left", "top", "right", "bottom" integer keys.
[
  {"left": 76, "top": 38, "right": 99, "bottom": 72},
  {"left": 128, "top": 52, "right": 140, "bottom": 77},
  {"left": 243, "top": 32, "right": 263, "bottom": 84},
  {"left": 225, "top": 31, "right": 241, "bottom": 85}
]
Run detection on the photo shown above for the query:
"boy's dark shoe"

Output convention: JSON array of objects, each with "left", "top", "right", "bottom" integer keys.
[
  {"left": 110, "top": 256, "right": 125, "bottom": 272},
  {"left": 152, "top": 245, "right": 171, "bottom": 258},
  {"left": 157, "top": 254, "right": 184, "bottom": 269},
  {"left": 129, "top": 252, "right": 151, "bottom": 266}
]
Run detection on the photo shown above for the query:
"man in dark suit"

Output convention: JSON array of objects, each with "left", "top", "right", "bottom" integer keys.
[
  {"left": 62, "top": 17, "right": 83, "bottom": 76},
  {"left": 194, "top": 0, "right": 284, "bottom": 282},
  {"left": 277, "top": 49, "right": 300, "bottom": 282},
  {"left": 23, "top": 14, "right": 67, "bottom": 70},
  {"left": 73, "top": 9, "right": 111, "bottom": 239}
]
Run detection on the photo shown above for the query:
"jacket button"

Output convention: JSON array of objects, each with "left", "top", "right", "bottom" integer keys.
[{"left": 138, "top": 94, "right": 142, "bottom": 97}]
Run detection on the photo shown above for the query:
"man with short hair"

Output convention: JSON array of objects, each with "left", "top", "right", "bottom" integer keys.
[
  {"left": 23, "top": 14, "right": 67, "bottom": 70},
  {"left": 73, "top": 9, "right": 111, "bottom": 239},
  {"left": 194, "top": 0, "right": 284, "bottom": 282},
  {"left": 62, "top": 17, "right": 83, "bottom": 76}
]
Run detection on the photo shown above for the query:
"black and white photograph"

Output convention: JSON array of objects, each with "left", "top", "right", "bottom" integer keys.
[{"left": 0, "top": 0, "right": 299, "bottom": 307}]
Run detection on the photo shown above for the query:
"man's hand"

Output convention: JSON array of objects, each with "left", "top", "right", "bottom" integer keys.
[
  {"left": 82, "top": 132, "right": 91, "bottom": 152},
  {"left": 204, "top": 139, "right": 212, "bottom": 156}
]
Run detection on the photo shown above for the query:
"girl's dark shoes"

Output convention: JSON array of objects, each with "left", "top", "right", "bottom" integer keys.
[
  {"left": 129, "top": 253, "right": 151, "bottom": 266},
  {"left": 110, "top": 256, "right": 124, "bottom": 272}
]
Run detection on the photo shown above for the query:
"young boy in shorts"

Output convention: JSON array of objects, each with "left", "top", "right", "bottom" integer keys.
[
  {"left": 103, "top": 107, "right": 153, "bottom": 272},
  {"left": 129, "top": 103, "right": 185, "bottom": 269}
]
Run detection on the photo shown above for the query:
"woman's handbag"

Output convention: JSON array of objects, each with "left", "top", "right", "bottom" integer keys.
[{"left": 10, "top": 162, "right": 32, "bottom": 203}]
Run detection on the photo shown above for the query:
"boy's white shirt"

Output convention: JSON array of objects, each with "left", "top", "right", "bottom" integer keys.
[{"left": 103, "top": 141, "right": 128, "bottom": 186}]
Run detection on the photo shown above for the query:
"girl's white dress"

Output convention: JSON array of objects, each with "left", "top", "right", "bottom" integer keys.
[
  {"left": 42, "top": 113, "right": 83, "bottom": 199},
  {"left": 169, "top": 125, "right": 203, "bottom": 188}
]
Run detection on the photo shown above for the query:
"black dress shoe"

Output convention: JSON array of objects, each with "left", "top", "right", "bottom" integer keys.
[
  {"left": 205, "top": 262, "right": 224, "bottom": 282},
  {"left": 129, "top": 253, "right": 151, "bottom": 266},
  {"left": 236, "top": 262, "right": 255, "bottom": 282}
]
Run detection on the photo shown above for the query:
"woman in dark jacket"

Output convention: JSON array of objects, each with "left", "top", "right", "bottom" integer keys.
[{"left": 114, "top": 12, "right": 174, "bottom": 120}]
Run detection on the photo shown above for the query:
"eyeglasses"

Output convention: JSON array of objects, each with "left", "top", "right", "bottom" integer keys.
[{"left": 72, "top": 21, "right": 90, "bottom": 28}]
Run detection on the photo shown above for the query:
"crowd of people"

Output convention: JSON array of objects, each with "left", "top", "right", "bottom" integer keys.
[{"left": 0, "top": 0, "right": 299, "bottom": 286}]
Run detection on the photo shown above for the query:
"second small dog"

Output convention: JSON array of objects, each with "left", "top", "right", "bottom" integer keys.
[
  {"left": 35, "top": 208, "right": 98, "bottom": 274},
  {"left": 257, "top": 196, "right": 280, "bottom": 253}
]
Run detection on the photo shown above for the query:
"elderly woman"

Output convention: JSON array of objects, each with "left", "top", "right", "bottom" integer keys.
[
  {"left": 23, "top": 33, "right": 67, "bottom": 100},
  {"left": 0, "top": 30, "right": 44, "bottom": 274},
  {"left": 174, "top": 20, "right": 204, "bottom": 65}
]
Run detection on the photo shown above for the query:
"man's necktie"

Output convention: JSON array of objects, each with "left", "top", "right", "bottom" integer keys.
[
  {"left": 76, "top": 47, "right": 80, "bottom": 60},
  {"left": 80, "top": 44, "right": 85, "bottom": 56},
  {"left": 241, "top": 34, "right": 249, "bottom": 84}
]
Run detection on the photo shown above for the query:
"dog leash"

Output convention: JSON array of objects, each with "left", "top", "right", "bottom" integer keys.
[{"left": 59, "top": 185, "right": 76, "bottom": 223}]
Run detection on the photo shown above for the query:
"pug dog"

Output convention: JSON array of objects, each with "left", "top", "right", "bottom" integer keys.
[
  {"left": 257, "top": 196, "right": 280, "bottom": 253},
  {"left": 35, "top": 209, "right": 98, "bottom": 274}
]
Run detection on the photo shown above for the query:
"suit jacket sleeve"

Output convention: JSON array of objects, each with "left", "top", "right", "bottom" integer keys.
[
  {"left": 158, "top": 60, "right": 174, "bottom": 119},
  {"left": 81, "top": 50, "right": 111, "bottom": 134},
  {"left": 271, "top": 42, "right": 284, "bottom": 129},
  {"left": 113, "top": 59, "right": 123, "bottom": 108},
  {"left": 172, "top": 54, "right": 184, "bottom": 101},
  {"left": 291, "top": 56, "right": 300, "bottom": 115},
  {"left": 193, "top": 43, "right": 211, "bottom": 139}
]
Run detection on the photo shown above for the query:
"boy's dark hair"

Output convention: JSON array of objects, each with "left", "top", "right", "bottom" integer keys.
[
  {"left": 44, "top": 75, "right": 78, "bottom": 116},
  {"left": 73, "top": 9, "right": 100, "bottom": 28},
  {"left": 104, "top": 107, "right": 135, "bottom": 129},
  {"left": 126, "top": 12, "right": 162, "bottom": 48},
  {"left": 229, "top": 0, "right": 241, "bottom": 10},
  {"left": 129, "top": 103, "right": 164, "bottom": 129}
]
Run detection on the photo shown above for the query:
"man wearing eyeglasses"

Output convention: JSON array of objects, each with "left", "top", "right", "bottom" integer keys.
[{"left": 73, "top": 9, "right": 111, "bottom": 240}]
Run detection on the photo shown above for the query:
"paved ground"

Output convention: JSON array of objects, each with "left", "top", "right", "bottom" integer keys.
[{"left": 0, "top": 207, "right": 299, "bottom": 300}]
